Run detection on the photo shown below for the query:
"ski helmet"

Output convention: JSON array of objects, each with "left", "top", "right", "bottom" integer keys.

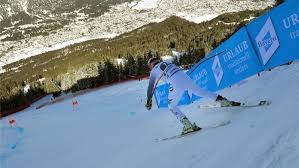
[{"left": 147, "top": 57, "right": 160, "bottom": 69}]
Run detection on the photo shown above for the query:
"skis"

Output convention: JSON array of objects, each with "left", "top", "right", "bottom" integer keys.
[
  {"left": 156, "top": 100, "right": 270, "bottom": 142},
  {"left": 156, "top": 121, "right": 230, "bottom": 142},
  {"left": 198, "top": 100, "right": 271, "bottom": 109}
]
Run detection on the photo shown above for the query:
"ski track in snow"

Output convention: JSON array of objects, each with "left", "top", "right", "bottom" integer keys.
[
  {"left": 0, "top": 61, "right": 299, "bottom": 168},
  {"left": 250, "top": 128, "right": 299, "bottom": 168}
]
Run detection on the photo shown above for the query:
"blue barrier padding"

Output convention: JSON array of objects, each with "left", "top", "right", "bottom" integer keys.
[
  {"left": 156, "top": 28, "right": 262, "bottom": 108},
  {"left": 154, "top": 1, "right": 299, "bottom": 108},
  {"left": 246, "top": 2, "right": 299, "bottom": 69},
  {"left": 188, "top": 57, "right": 218, "bottom": 102},
  {"left": 189, "top": 27, "right": 262, "bottom": 91},
  {"left": 154, "top": 84, "right": 191, "bottom": 108},
  {"left": 154, "top": 84, "right": 169, "bottom": 108}
]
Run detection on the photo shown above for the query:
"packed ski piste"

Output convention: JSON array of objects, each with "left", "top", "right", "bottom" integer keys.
[
  {"left": 1, "top": 59, "right": 299, "bottom": 168},
  {"left": 1, "top": 1, "right": 299, "bottom": 168}
]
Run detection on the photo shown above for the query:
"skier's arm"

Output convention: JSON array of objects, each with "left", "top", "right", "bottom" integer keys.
[
  {"left": 145, "top": 70, "right": 159, "bottom": 110},
  {"left": 147, "top": 72, "right": 157, "bottom": 100}
]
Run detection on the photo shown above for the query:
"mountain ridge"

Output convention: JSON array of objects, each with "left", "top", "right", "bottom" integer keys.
[{"left": 0, "top": 0, "right": 275, "bottom": 68}]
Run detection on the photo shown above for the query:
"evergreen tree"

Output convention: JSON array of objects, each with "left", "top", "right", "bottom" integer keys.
[
  {"left": 275, "top": 0, "right": 284, "bottom": 6},
  {"left": 117, "top": 63, "right": 124, "bottom": 81},
  {"left": 124, "top": 54, "right": 136, "bottom": 77},
  {"left": 97, "top": 61, "right": 105, "bottom": 85},
  {"left": 194, "top": 48, "right": 205, "bottom": 63},
  {"left": 136, "top": 56, "right": 146, "bottom": 76},
  {"left": 169, "top": 41, "right": 176, "bottom": 49},
  {"left": 173, "top": 56, "right": 180, "bottom": 66},
  {"left": 103, "top": 59, "right": 118, "bottom": 83},
  {"left": 155, "top": 51, "right": 161, "bottom": 60},
  {"left": 147, "top": 51, "right": 153, "bottom": 60}
]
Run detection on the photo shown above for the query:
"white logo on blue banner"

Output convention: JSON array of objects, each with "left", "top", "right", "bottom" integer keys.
[
  {"left": 212, "top": 56, "right": 224, "bottom": 87},
  {"left": 255, "top": 18, "right": 280, "bottom": 65}
]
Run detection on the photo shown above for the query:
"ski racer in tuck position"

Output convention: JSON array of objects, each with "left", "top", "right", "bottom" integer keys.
[{"left": 145, "top": 57, "right": 241, "bottom": 135}]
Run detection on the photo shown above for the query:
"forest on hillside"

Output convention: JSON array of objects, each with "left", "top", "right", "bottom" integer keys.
[{"left": 0, "top": 8, "right": 273, "bottom": 113}]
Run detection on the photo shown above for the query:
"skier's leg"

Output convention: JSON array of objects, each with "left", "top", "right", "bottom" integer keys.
[
  {"left": 180, "top": 75, "right": 241, "bottom": 106},
  {"left": 189, "top": 83, "right": 241, "bottom": 106},
  {"left": 168, "top": 86, "right": 186, "bottom": 121},
  {"left": 171, "top": 71, "right": 218, "bottom": 101},
  {"left": 187, "top": 81, "right": 218, "bottom": 101},
  {"left": 186, "top": 78, "right": 240, "bottom": 106},
  {"left": 168, "top": 86, "right": 201, "bottom": 134}
]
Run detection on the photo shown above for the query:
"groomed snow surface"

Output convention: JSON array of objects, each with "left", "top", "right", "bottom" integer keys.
[{"left": 1, "top": 61, "right": 299, "bottom": 168}]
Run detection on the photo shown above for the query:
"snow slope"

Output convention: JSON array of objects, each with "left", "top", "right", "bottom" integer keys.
[
  {"left": 129, "top": 0, "right": 160, "bottom": 10},
  {"left": 1, "top": 61, "right": 299, "bottom": 168}
]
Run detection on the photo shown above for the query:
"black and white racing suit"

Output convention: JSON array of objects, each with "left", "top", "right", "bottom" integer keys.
[{"left": 147, "top": 62, "right": 218, "bottom": 121}]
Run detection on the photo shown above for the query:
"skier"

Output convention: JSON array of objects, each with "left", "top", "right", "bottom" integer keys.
[{"left": 145, "top": 57, "right": 241, "bottom": 135}]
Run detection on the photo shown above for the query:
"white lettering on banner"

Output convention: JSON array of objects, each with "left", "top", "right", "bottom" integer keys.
[
  {"left": 283, "top": 12, "right": 299, "bottom": 29},
  {"left": 257, "top": 36, "right": 278, "bottom": 48},
  {"left": 290, "top": 29, "right": 299, "bottom": 39},
  {"left": 234, "top": 64, "right": 249, "bottom": 75},
  {"left": 197, "top": 78, "right": 209, "bottom": 87},
  {"left": 212, "top": 56, "right": 224, "bottom": 87},
  {"left": 156, "top": 89, "right": 167, "bottom": 103},
  {"left": 227, "top": 52, "right": 250, "bottom": 69},
  {"left": 223, "top": 41, "right": 249, "bottom": 62},
  {"left": 193, "top": 69, "right": 208, "bottom": 81},
  {"left": 193, "top": 69, "right": 209, "bottom": 87},
  {"left": 255, "top": 18, "right": 280, "bottom": 65}
]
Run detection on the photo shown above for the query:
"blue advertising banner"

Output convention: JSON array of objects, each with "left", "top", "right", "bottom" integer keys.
[
  {"left": 188, "top": 27, "right": 261, "bottom": 95},
  {"left": 187, "top": 57, "right": 219, "bottom": 102},
  {"left": 154, "top": 1, "right": 299, "bottom": 108},
  {"left": 155, "top": 28, "right": 261, "bottom": 108},
  {"left": 246, "top": 2, "right": 299, "bottom": 69},
  {"left": 154, "top": 84, "right": 169, "bottom": 108},
  {"left": 154, "top": 84, "right": 191, "bottom": 108}
]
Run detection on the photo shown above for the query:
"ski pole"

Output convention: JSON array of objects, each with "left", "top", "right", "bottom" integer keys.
[{"left": 187, "top": 49, "right": 227, "bottom": 75}]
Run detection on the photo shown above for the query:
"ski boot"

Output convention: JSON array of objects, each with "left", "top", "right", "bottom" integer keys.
[
  {"left": 180, "top": 117, "right": 201, "bottom": 135},
  {"left": 216, "top": 95, "right": 241, "bottom": 107}
]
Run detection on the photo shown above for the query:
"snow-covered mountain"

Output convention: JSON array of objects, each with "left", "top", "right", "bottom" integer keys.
[
  {"left": 1, "top": 59, "right": 299, "bottom": 168},
  {"left": 0, "top": 0, "right": 275, "bottom": 69}
]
